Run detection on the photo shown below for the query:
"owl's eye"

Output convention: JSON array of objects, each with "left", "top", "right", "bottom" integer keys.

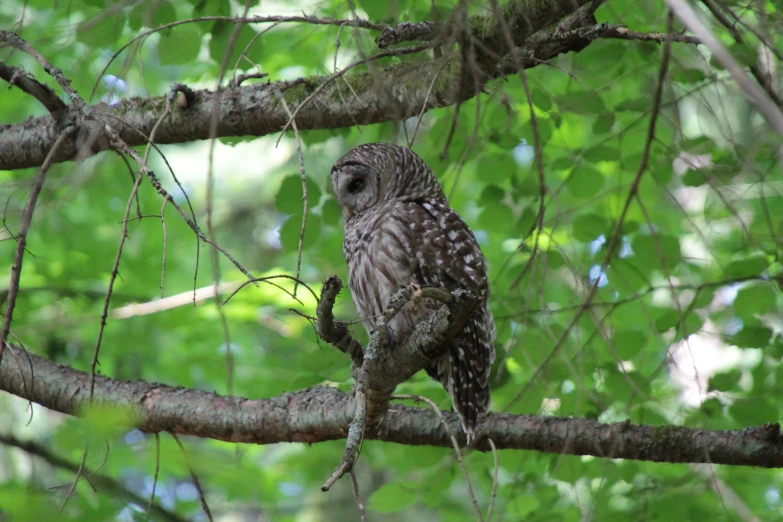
[{"left": 347, "top": 178, "right": 365, "bottom": 194}]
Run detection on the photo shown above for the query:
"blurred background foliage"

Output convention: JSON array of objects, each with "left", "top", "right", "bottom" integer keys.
[{"left": 1, "top": 0, "right": 782, "bottom": 520}]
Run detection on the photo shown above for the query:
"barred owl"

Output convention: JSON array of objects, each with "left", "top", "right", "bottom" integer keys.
[{"left": 331, "top": 143, "right": 496, "bottom": 442}]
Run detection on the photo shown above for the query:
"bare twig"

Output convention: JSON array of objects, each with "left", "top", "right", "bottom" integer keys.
[
  {"left": 0, "top": 30, "right": 84, "bottom": 107},
  {"left": 276, "top": 44, "right": 430, "bottom": 142},
  {"left": 0, "top": 62, "right": 66, "bottom": 112},
  {"left": 0, "top": 433, "right": 185, "bottom": 522},
  {"left": 0, "top": 133, "right": 67, "bottom": 367},
  {"left": 171, "top": 433, "right": 214, "bottom": 522},
  {"left": 505, "top": 10, "right": 676, "bottom": 409},
  {"left": 394, "top": 394, "right": 484, "bottom": 522},
  {"left": 278, "top": 95, "right": 309, "bottom": 297},
  {"left": 144, "top": 433, "right": 162, "bottom": 522},
  {"left": 486, "top": 438, "right": 499, "bottom": 522},
  {"left": 90, "top": 172, "right": 144, "bottom": 400},
  {"left": 348, "top": 469, "right": 368, "bottom": 522},
  {"left": 103, "top": 126, "right": 257, "bottom": 284},
  {"left": 664, "top": 0, "right": 783, "bottom": 136},
  {"left": 91, "top": 15, "right": 388, "bottom": 100}
]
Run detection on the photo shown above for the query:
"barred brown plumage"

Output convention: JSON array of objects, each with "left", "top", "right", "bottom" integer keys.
[{"left": 330, "top": 143, "right": 496, "bottom": 442}]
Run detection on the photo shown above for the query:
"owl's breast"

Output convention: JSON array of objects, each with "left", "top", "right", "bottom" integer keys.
[{"left": 344, "top": 205, "right": 418, "bottom": 337}]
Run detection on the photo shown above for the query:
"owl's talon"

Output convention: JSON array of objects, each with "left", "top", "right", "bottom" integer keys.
[{"left": 408, "top": 283, "right": 423, "bottom": 314}]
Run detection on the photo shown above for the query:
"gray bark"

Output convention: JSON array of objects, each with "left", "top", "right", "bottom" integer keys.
[
  {"left": 3, "top": 344, "right": 782, "bottom": 468},
  {"left": 0, "top": 0, "right": 596, "bottom": 171}
]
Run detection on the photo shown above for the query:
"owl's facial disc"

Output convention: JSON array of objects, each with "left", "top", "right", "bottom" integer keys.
[{"left": 332, "top": 163, "right": 378, "bottom": 218}]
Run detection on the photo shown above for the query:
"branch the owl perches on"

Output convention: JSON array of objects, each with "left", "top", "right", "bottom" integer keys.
[{"left": 315, "top": 276, "right": 478, "bottom": 492}]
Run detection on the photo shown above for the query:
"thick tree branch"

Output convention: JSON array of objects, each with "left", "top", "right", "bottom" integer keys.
[
  {"left": 2, "top": 344, "right": 783, "bottom": 468},
  {"left": 0, "top": 0, "right": 598, "bottom": 171}
]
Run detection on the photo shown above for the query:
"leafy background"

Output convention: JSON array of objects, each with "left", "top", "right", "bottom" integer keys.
[{"left": 1, "top": 0, "right": 782, "bottom": 520}]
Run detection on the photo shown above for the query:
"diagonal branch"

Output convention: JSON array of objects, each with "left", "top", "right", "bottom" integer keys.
[
  {"left": 0, "top": 29, "right": 84, "bottom": 108},
  {"left": 0, "top": 62, "right": 67, "bottom": 113},
  {"left": 0, "top": 0, "right": 599, "bottom": 171},
  {"left": 0, "top": 433, "right": 188, "bottom": 522},
  {"left": 2, "top": 343, "right": 783, "bottom": 468}
]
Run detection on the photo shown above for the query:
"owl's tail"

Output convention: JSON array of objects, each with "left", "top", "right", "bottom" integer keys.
[{"left": 426, "top": 318, "right": 493, "bottom": 444}]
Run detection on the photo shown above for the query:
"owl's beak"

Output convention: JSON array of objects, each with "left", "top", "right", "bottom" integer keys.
[{"left": 343, "top": 207, "right": 353, "bottom": 218}]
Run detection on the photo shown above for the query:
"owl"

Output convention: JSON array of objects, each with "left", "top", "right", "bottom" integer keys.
[{"left": 331, "top": 143, "right": 496, "bottom": 442}]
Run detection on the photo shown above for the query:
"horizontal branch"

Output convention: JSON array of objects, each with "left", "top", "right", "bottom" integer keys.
[
  {"left": 0, "top": 0, "right": 597, "bottom": 171},
  {"left": 2, "top": 344, "right": 783, "bottom": 468}
]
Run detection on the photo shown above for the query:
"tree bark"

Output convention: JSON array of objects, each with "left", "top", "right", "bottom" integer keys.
[
  {"left": 0, "top": 0, "right": 597, "bottom": 171},
  {"left": 3, "top": 344, "right": 783, "bottom": 468}
]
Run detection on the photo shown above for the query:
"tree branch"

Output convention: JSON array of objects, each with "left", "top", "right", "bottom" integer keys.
[
  {"left": 2, "top": 344, "right": 783, "bottom": 468},
  {"left": 0, "top": 0, "right": 599, "bottom": 171},
  {"left": 0, "top": 62, "right": 67, "bottom": 113},
  {"left": 0, "top": 433, "right": 188, "bottom": 522}
]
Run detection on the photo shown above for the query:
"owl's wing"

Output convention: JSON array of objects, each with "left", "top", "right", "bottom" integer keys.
[
  {"left": 407, "top": 200, "right": 489, "bottom": 298},
  {"left": 403, "top": 199, "right": 496, "bottom": 442}
]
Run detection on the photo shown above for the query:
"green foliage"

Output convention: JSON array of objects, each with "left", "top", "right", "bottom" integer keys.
[{"left": 1, "top": 0, "right": 783, "bottom": 521}]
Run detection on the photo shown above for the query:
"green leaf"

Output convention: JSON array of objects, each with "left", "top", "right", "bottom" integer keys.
[
  {"left": 612, "top": 329, "right": 646, "bottom": 359},
  {"left": 682, "top": 169, "right": 706, "bottom": 187},
  {"left": 208, "top": 22, "right": 264, "bottom": 65},
  {"left": 726, "top": 256, "right": 770, "bottom": 278},
  {"left": 730, "top": 325, "right": 773, "bottom": 348},
  {"left": 584, "top": 144, "right": 620, "bottom": 162},
  {"left": 530, "top": 88, "right": 553, "bottom": 111},
  {"left": 632, "top": 234, "right": 681, "bottom": 269},
  {"left": 77, "top": 10, "right": 124, "bottom": 47},
  {"left": 476, "top": 153, "right": 518, "bottom": 184},
  {"left": 158, "top": 25, "right": 202, "bottom": 65},
  {"left": 674, "top": 67, "right": 707, "bottom": 83},
  {"left": 279, "top": 212, "right": 321, "bottom": 252},
  {"left": 572, "top": 213, "right": 608, "bottom": 242},
  {"left": 614, "top": 98, "right": 648, "bottom": 112},
  {"left": 732, "top": 283, "right": 777, "bottom": 321},
  {"left": 369, "top": 483, "right": 417, "bottom": 513},
  {"left": 708, "top": 370, "right": 741, "bottom": 392},
  {"left": 729, "top": 398, "right": 779, "bottom": 426},
  {"left": 129, "top": 0, "right": 177, "bottom": 30},
  {"left": 592, "top": 112, "right": 615, "bottom": 135},
  {"left": 321, "top": 197, "right": 342, "bottom": 226},
  {"left": 478, "top": 184, "right": 505, "bottom": 207},
  {"left": 557, "top": 90, "right": 605, "bottom": 114},
  {"left": 566, "top": 165, "right": 604, "bottom": 198},
  {"left": 508, "top": 493, "right": 541, "bottom": 517},
  {"left": 275, "top": 175, "right": 322, "bottom": 215}
]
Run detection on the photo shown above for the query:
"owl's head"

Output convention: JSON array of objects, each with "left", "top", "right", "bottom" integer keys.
[{"left": 331, "top": 143, "right": 444, "bottom": 219}]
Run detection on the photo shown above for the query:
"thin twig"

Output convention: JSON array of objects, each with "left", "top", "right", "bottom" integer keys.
[
  {"left": 0, "top": 29, "right": 84, "bottom": 107},
  {"left": 275, "top": 44, "right": 430, "bottom": 143},
  {"left": 278, "top": 96, "right": 308, "bottom": 296},
  {"left": 171, "top": 433, "right": 214, "bottom": 522},
  {"left": 90, "top": 14, "right": 388, "bottom": 100},
  {"left": 90, "top": 173, "right": 144, "bottom": 400},
  {"left": 348, "top": 468, "right": 369, "bottom": 522},
  {"left": 664, "top": 0, "right": 783, "bottom": 136},
  {"left": 0, "top": 133, "right": 67, "bottom": 367},
  {"left": 486, "top": 437, "right": 498, "bottom": 522},
  {"left": 103, "top": 126, "right": 257, "bottom": 284},
  {"left": 504, "top": 10, "right": 675, "bottom": 410},
  {"left": 394, "top": 394, "right": 484, "bottom": 522},
  {"left": 159, "top": 196, "right": 169, "bottom": 298},
  {"left": 144, "top": 433, "right": 161, "bottom": 522}
]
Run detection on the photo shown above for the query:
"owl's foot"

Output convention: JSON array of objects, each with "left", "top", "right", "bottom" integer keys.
[{"left": 408, "top": 283, "right": 423, "bottom": 315}]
